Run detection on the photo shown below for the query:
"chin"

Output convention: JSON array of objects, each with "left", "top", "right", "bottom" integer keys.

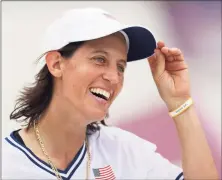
[{"left": 85, "top": 109, "right": 107, "bottom": 123}]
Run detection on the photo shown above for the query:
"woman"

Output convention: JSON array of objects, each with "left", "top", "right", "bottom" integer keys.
[{"left": 2, "top": 7, "right": 218, "bottom": 180}]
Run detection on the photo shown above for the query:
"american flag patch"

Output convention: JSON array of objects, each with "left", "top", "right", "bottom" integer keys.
[{"left": 93, "top": 165, "right": 115, "bottom": 180}]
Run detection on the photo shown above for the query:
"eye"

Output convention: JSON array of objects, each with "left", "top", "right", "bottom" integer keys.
[
  {"left": 117, "top": 65, "right": 125, "bottom": 73},
  {"left": 93, "top": 56, "right": 106, "bottom": 64}
]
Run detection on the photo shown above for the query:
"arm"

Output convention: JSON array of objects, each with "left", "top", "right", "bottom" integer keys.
[
  {"left": 172, "top": 104, "right": 218, "bottom": 179},
  {"left": 168, "top": 100, "right": 219, "bottom": 179},
  {"left": 148, "top": 41, "right": 219, "bottom": 179}
]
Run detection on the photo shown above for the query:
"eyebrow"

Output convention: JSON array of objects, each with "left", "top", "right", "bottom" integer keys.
[
  {"left": 91, "top": 50, "right": 127, "bottom": 67},
  {"left": 92, "top": 50, "right": 108, "bottom": 55}
]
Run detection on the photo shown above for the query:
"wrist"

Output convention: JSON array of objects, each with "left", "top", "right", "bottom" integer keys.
[
  {"left": 172, "top": 105, "right": 196, "bottom": 120},
  {"left": 165, "top": 96, "right": 191, "bottom": 112}
]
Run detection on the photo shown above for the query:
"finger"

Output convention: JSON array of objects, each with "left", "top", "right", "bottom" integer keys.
[
  {"left": 147, "top": 54, "right": 157, "bottom": 74},
  {"left": 173, "top": 54, "right": 184, "bottom": 61},
  {"left": 165, "top": 60, "right": 188, "bottom": 71},
  {"left": 161, "top": 47, "right": 185, "bottom": 62},
  {"left": 161, "top": 47, "right": 175, "bottom": 62},
  {"left": 151, "top": 49, "right": 166, "bottom": 80},
  {"left": 166, "top": 56, "right": 175, "bottom": 62},
  {"left": 157, "top": 41, "right": 165, "bottom": 49},
  {"left": 161, "top": 47, "right": 182, "bottom": 57},
  {"left": 168, "top": 48, "right": 182, "bottom": 56},
  {"left": 148, "top": 53, "right": 156, "bottom": 66},
  {"left": 161, "top": 47, "right": 171, "bottom": 57},
  {"left": 166, "top": 54, "right": 185, "bottom": 62}
]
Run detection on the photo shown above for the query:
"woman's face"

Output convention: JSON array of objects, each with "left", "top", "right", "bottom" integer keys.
[{"left": 54, "top": 33, "right": 127, "bottom": 122}]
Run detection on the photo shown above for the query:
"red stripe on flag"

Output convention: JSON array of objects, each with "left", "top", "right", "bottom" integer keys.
[
  {"left": 95, "top": 165, "right": 115, "bottom": 180},
  {"left": 98, "top": 171, "right": 114, "bottom": 178},
  {"left": 96, "top": 175, "right": 115, "bottom": 180},
  {"left": 100, "top": 168, "right": 113, "bottom": 173},
  {"left": 99, "top": 165, "right": 111, "bottom": 170}
]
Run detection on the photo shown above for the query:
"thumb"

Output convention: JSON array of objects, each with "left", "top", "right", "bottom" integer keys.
[{"left": 148, "top": 49, "right": 165, "bottom": 80}]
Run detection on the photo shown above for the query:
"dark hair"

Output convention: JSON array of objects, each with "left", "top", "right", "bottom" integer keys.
[{"left": 10, "top": 41, "right": 107, "bottom": 135}]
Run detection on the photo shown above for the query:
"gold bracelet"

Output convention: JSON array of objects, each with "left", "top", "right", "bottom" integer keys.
[{"left": 169, "top": 98, "right": 193, "bottom": 118}]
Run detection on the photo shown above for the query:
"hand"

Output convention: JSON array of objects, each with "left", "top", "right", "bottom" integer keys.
[{"left": 148, "top": 41, "right": 191, "bottom": 111}]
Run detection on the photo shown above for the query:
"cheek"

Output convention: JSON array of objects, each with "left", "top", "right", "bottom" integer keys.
[
  {"left": 62, "top": 63, "right": 100, "bottom": 97},
  {"left": 113, "top": 77, "right": 124, "bottom": 100},
  {"left": 119, "top": 75, "right": 124, "bottom": 88},
  {"left": 118, "top": 77, "right": 124, "bottom": 91}
]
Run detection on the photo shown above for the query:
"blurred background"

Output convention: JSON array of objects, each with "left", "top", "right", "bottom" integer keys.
[{"left": 2, "top": 1, "right": 221, "bottom": 177}]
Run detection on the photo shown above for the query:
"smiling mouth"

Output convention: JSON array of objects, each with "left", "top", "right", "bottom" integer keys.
[
  {"left": 89, "top": 88, "right": 111, "bottom": 101},
  {"left": 91, "top": 92, "right": 108, "bottom": 100}
]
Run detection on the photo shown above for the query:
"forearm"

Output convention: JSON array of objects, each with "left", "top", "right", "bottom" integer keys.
[{"left": 172, "top": 105, "right": 219, "bottom": 179}]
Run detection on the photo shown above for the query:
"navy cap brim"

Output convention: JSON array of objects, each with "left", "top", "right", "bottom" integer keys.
[{"left": 123, "top": 26, "right": 157, "bottom": 62}]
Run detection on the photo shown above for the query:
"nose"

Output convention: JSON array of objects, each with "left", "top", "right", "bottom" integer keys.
[{"left": 102, "top": 66, "right": 120, "bottom": 84}]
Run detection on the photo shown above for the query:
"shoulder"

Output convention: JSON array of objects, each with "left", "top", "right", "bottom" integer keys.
[
  {"left": 89, "top": 124, "right": 159, "bottom": 176},
  {"left": 90, "top": 125, "right": 183, "bottom": 179},
  {"left": 2, "top": 130, "right": 29, "bottom": 166},
  {"left": 2, "top": 134, "right": 16, "bottom": 155},
  {"left": 2, "top": 133, "right": 22, "bottom": 177},
  {"left": 2, "top": 132, "right": 22, "bottom": 162},
  {"left": 90, "top": 124, "right": 157, "bottom": 153}
]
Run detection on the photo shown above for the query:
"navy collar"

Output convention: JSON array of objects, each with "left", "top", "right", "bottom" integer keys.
[{"left": 5, "top": 131, "right": 87, "bottom": 180}]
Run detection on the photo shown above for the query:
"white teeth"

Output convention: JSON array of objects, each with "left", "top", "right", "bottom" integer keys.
[{"left": 90, "top": 88, "right": 111, "bottom": 100}]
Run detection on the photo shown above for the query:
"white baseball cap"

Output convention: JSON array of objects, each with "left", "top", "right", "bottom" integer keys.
[{"left": 38, "top": 7, "right": 156, "bottom": 66}]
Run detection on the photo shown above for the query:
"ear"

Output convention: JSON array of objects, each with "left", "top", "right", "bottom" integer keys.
[{"left": 45, "top": 51, "right": 63, "bottom": 78}]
